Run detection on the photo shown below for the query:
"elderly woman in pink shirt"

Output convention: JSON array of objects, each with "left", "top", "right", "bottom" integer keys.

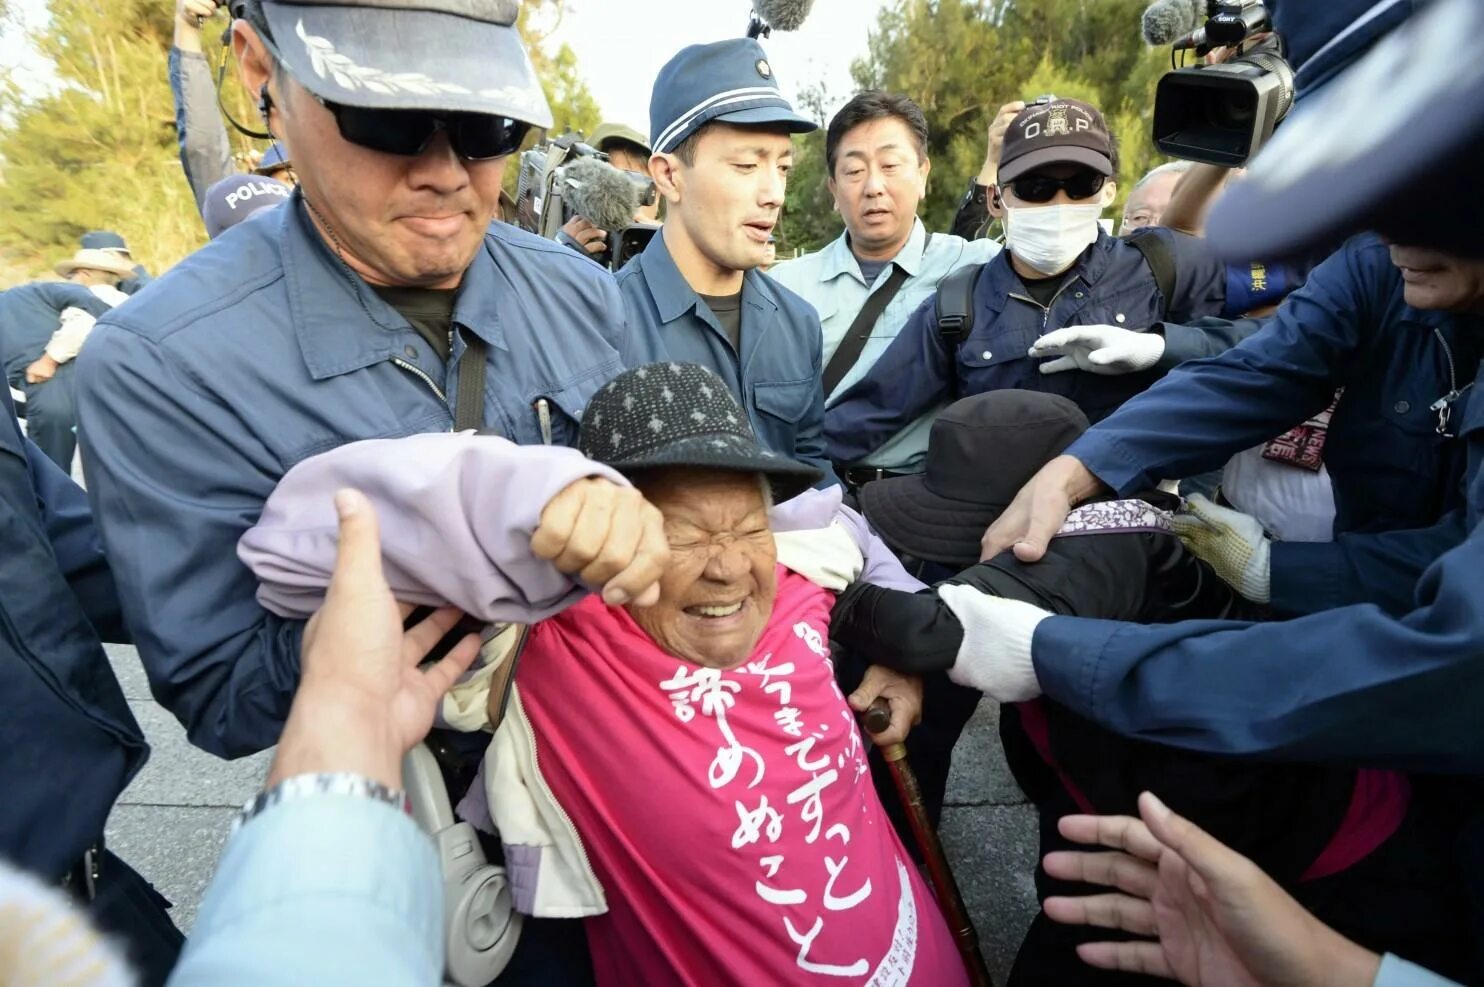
[{"left": 239, "top": 363, "right": 969, "bottom": 987}]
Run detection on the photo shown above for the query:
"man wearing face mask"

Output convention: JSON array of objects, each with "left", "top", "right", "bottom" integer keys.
[{"left": 825, "top": 98, "right": 1245, "bottom": 464}]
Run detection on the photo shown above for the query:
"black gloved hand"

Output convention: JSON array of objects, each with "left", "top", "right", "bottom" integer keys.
[{"left": 829, "top": 582, "right": 965, "bottom": 675}]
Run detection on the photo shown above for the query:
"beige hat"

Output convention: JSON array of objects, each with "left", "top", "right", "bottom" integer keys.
[
  {"left": 55, "top": 248, "right": 137, "bottom": 280},
  {"left": 589, "top": 122, "right": 652, "bottom": 157}
]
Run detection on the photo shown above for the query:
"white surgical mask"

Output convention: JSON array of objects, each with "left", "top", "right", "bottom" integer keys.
[{"left": 1004, "top": 202, "right": 1105, "bottom": 276}]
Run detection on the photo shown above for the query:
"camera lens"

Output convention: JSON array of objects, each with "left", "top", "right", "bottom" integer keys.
[{"left": 1206, "top": 90, "right": 1257, "bottom": 131}]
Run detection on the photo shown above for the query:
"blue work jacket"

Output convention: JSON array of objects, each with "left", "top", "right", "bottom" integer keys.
[
  {"left": 0, "top": 387, "right": 146, "bottom": 880},
  {"left": 824, "top": 228, "right": 1235, "bottom": 462},
  {"left": 75, "top": 193, "right": 629, "bottom": 758},
  {"left": 1067, "top": 235, "right": 1480, "bottom": 616},
  {"left": 0, "top": 281, "right": 112, "bottom": 384},
  {"left": 616, "top": 229, "right": 834, "bottom": 483}
]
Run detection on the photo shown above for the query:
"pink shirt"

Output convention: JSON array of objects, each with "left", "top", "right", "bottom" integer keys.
[{"left": 519, "top": 569, "right": 968, "bottom": 987}]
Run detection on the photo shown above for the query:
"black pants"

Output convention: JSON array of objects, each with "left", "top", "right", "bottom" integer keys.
[
  {"left": 83, "top": 850, "right": 185, "bottom": 987},
  {"left": 23, "top": 367, "right": 77, "bottom": 472}
]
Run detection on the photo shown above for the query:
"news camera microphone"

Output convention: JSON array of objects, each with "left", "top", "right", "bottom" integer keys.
[
  {"left": 563, "top": 157, "right": 641, "bottom": 232},
  {"left": 747, "top": 0, "right": 815, "bottom": 38},
  {"left": 1142, "top": 0, "right": 1204, "bottom": 45}
]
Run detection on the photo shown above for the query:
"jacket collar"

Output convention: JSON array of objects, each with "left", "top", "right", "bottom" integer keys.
[
  {"left": 981, "top": 229, "right": 1116, "bottom": 320},
  {"left": 639, "top": 226, "right": 781, "bottom": 326},
  {"left": 282, "top": 193, "right": 505, "bottom": 381},
  {"left": 819, "top": 217, "right": 929, "bottom": 285}
]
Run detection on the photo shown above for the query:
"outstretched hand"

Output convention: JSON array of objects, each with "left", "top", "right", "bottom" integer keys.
[
  {"left": 269, "top": 489, "right": 483, "bottom": 790},
  {"left": 1042, "top": 792, "right": 1383, "bottom": 987}
]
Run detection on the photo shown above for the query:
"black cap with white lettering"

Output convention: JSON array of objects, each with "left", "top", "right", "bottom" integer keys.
[
  {"left": 203, "top": 174, "right": 293, "bottom": 239},
  {"left": 997, "top": 98, "right": 1114, "bottom": 184}
]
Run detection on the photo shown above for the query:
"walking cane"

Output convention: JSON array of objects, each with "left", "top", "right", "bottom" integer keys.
[{"left": 863, "top": 699, "right": 994, "bottom": 987}]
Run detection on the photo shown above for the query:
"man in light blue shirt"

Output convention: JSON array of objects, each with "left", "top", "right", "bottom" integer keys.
[{"left": 771, "top": 90, "right": 1000, "bottom": 488}]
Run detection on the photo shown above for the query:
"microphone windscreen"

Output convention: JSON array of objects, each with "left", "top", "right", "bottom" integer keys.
[
  {"left": 752, "top": 0, "right": 815, "bottom": 32},
  {"left": 1142, "top": 0, "right": 1204, "bottom": 45},
  {"left": 564, "top": 157, "right": 640, "bottom": 232}
]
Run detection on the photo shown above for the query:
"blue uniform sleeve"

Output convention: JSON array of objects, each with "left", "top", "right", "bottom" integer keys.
[
  {"left": 1269, "top": 509, "right": 1469, "bottom": 617},
  {"left": 1157, "top": 315, "right": 1266, "bottom": 367},
  {"left": 75, "top": 325, "right": 304, "bottom": 758},
  {"left": 25, "top": 433, "right": 128, "bottom": 644},
  {"left": 1031, "top": 518, "right": 1484, "bottom": 774},
  {"left": 169, "top": 46, "right": 234, "bottom": 215},
  {"left": 168, "top": 793, "right": 442, "bottom": 987},
  {"left": 1067, "top": 241, "right": 1377, "bottom": 496},
  {"left": 824, "top": 293, "right": 954, "bottom": 464}
]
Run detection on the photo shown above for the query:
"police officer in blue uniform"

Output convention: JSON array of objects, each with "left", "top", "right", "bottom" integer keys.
[
  {"left": 0, "top": 385, "right": 184, "bottom": 985},
  {"left": 616, "top": 39, "right": 835, "bottom": 482},
  {"left": 825, "top": 98, "right": 1244, "bottom": 465},
  {"left": 892, "top": 1, "right": 1484, "bottom": 975},
  {"left": 75, "top": 0, "right": 632, "bottom": 762},
  {"left": 0, "top": 276, "right": 114, "bottom": 469}
]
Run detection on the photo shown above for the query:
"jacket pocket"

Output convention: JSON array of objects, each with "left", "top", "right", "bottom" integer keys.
[
  {"left": 957, "top": 325, "right": 1038, "bottom": 370},
  {"left": 528, "top": 362, "right": 621, "bottom": 447},
  {"left": 753, "top": 376, "right": 817, "bottom": 425}
]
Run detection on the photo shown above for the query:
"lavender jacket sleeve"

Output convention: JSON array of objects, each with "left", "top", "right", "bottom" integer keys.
[{"left": 237, "top": 433, "right": 626, "bottom": 621}]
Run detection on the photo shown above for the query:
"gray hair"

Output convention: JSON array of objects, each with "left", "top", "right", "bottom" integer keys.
[
  {"left": 758, "top": 475, "right": 775, "bottom": 511},
  {"left": 1132, "top": 160, "right": 1194, "bottom": 192}
]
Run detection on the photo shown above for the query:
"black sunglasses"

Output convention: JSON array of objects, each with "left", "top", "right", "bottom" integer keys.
[
  {"left": 1006, "top": 170, "right": 1106, "bottom": 203},
  {"left": 310, "top": 94, "right": 531, "bottom": 161}
]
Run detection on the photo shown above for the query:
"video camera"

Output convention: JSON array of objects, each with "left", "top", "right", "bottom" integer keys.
[
  {"left": 1152, "top": 1, "right": 1295, "bottom": 167},
  {"left": 513, "top": 134, "right": 660, "bottom": 272}
]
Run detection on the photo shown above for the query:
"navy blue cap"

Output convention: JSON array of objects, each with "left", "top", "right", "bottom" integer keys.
[
  {"left": 1208, "top": 0, "right": 1484, "bottom": 260},
  {"left": 254, "top": 143, "right": 291, "bottom": 175},
  {"left": 1270, "top": 0, "right": 1417, "bottom": 97},
  {"left": 203, "top": 174, "right": 293, "bottom": 239},
  {"left": 80, "top": 230, "right": 128, "bottom": 252},
  {"left": 649, "top": 39, "right": 816, "bottom": 155}
]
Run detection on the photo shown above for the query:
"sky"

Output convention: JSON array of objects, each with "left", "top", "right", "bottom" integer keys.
[{"left": 1, "top": 0, "right": 892, "bottom": 128}]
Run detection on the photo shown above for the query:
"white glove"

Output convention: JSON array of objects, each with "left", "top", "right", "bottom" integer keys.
[
  {"left": 937, "top": 584, "right": 1049, "bottom": 701},
  {"left": 1029, "top": 325, "right": 1166, "bottom": 375},
  {"left": 1169, "top": 494, "right": 1271, "bottom": 603}
]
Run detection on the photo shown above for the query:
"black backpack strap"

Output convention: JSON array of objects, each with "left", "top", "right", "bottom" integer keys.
[
  {"left": 454, "top": 330, "right": 488, "bottom": 432},
  {"left": 823, "top": 262, "right": 912, "bottom": 396},
  {"left": 934, "top": 261, "right": 984, "bottom": 346},
  {"left": 1127, "top": 229, "right": 1179, "bottom": 314}
]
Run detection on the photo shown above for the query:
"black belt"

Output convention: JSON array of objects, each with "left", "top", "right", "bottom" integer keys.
[
  {"left": 839, "top": 466, "right": 911, "bottom": 490},
  {"left": 59, "top": 841, "right": 104, "bottom": 902}
]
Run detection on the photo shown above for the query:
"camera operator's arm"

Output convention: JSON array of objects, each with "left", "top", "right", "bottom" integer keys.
[
  {"left": 1159, "top": 164, "right": 1232, "bottom": 237},
  {"left": 949, "top": 101, "right": 1024, "bottom": 239},
  {"left": 171, "top": 0, "right": 234, "bottom": 214},
  {"left": 558, "top": 216, "right": 608, "bottom": 258}
]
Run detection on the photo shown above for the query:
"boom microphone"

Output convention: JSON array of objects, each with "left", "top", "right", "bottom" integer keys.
[
  {"left": 562, "top": 157, "right": 640, "bottom": 232},
  {"left": 748, "top": 0, "right": 814, "bottom": 37},
  {"left": 1142, "top": 0, "right": 1204, "bottom": 45}
]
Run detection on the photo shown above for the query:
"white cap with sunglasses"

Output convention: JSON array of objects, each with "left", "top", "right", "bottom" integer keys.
[{"left": 242, "top": 0, "right": 550, "bottom": 160}]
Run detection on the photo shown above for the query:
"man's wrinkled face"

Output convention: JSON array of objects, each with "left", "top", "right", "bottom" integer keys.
[
  {"left": 235, "top": 24, "right": 507, "bottom": 289},
  {"left": 829, "top": 116, "right": 929, "bottom": 259},
  {"left": 1120, "top": 170, "right": 1181, "bottom": 233},
  {"left": 658, "top": 123, "right": 793, "bottom": 276},
  {"left": 1388, "top": 243, "right": 1484, "bottom": 314},
  {"left": 627, "top": 469, "right": 777, "bottom": 669}
]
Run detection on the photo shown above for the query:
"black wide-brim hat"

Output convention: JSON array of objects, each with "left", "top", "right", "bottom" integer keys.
[
  {"left": 860, "top": 390, "right": 1090, "bottom": 567},
  {"left": 580, "top": 362, "right": 821, "bottom": 503}
]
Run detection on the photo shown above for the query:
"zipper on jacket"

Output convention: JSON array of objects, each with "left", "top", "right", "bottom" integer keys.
[
  {"left": 390, "top": 356, "right": 448, "bottom": 404},
  {"left": 513, "top": 686, "right": 600, "bottom": 888},
  {"left": 1429, "top": 328, "right": 1475, "bottom": 436},
  {"left": 1009, "top": 276, "right": 1081, "bottom": 330}
]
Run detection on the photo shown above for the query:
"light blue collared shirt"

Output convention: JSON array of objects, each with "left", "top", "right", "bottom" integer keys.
[
  {"left": 168, "top": 791, "right": 443, "bottom": 986},
  {"left": 1374, "top": 954, "right": 1463, "bottom": 987},
  {"left": 770, "top": 219, "right": 1000, "bottom": 471}
]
